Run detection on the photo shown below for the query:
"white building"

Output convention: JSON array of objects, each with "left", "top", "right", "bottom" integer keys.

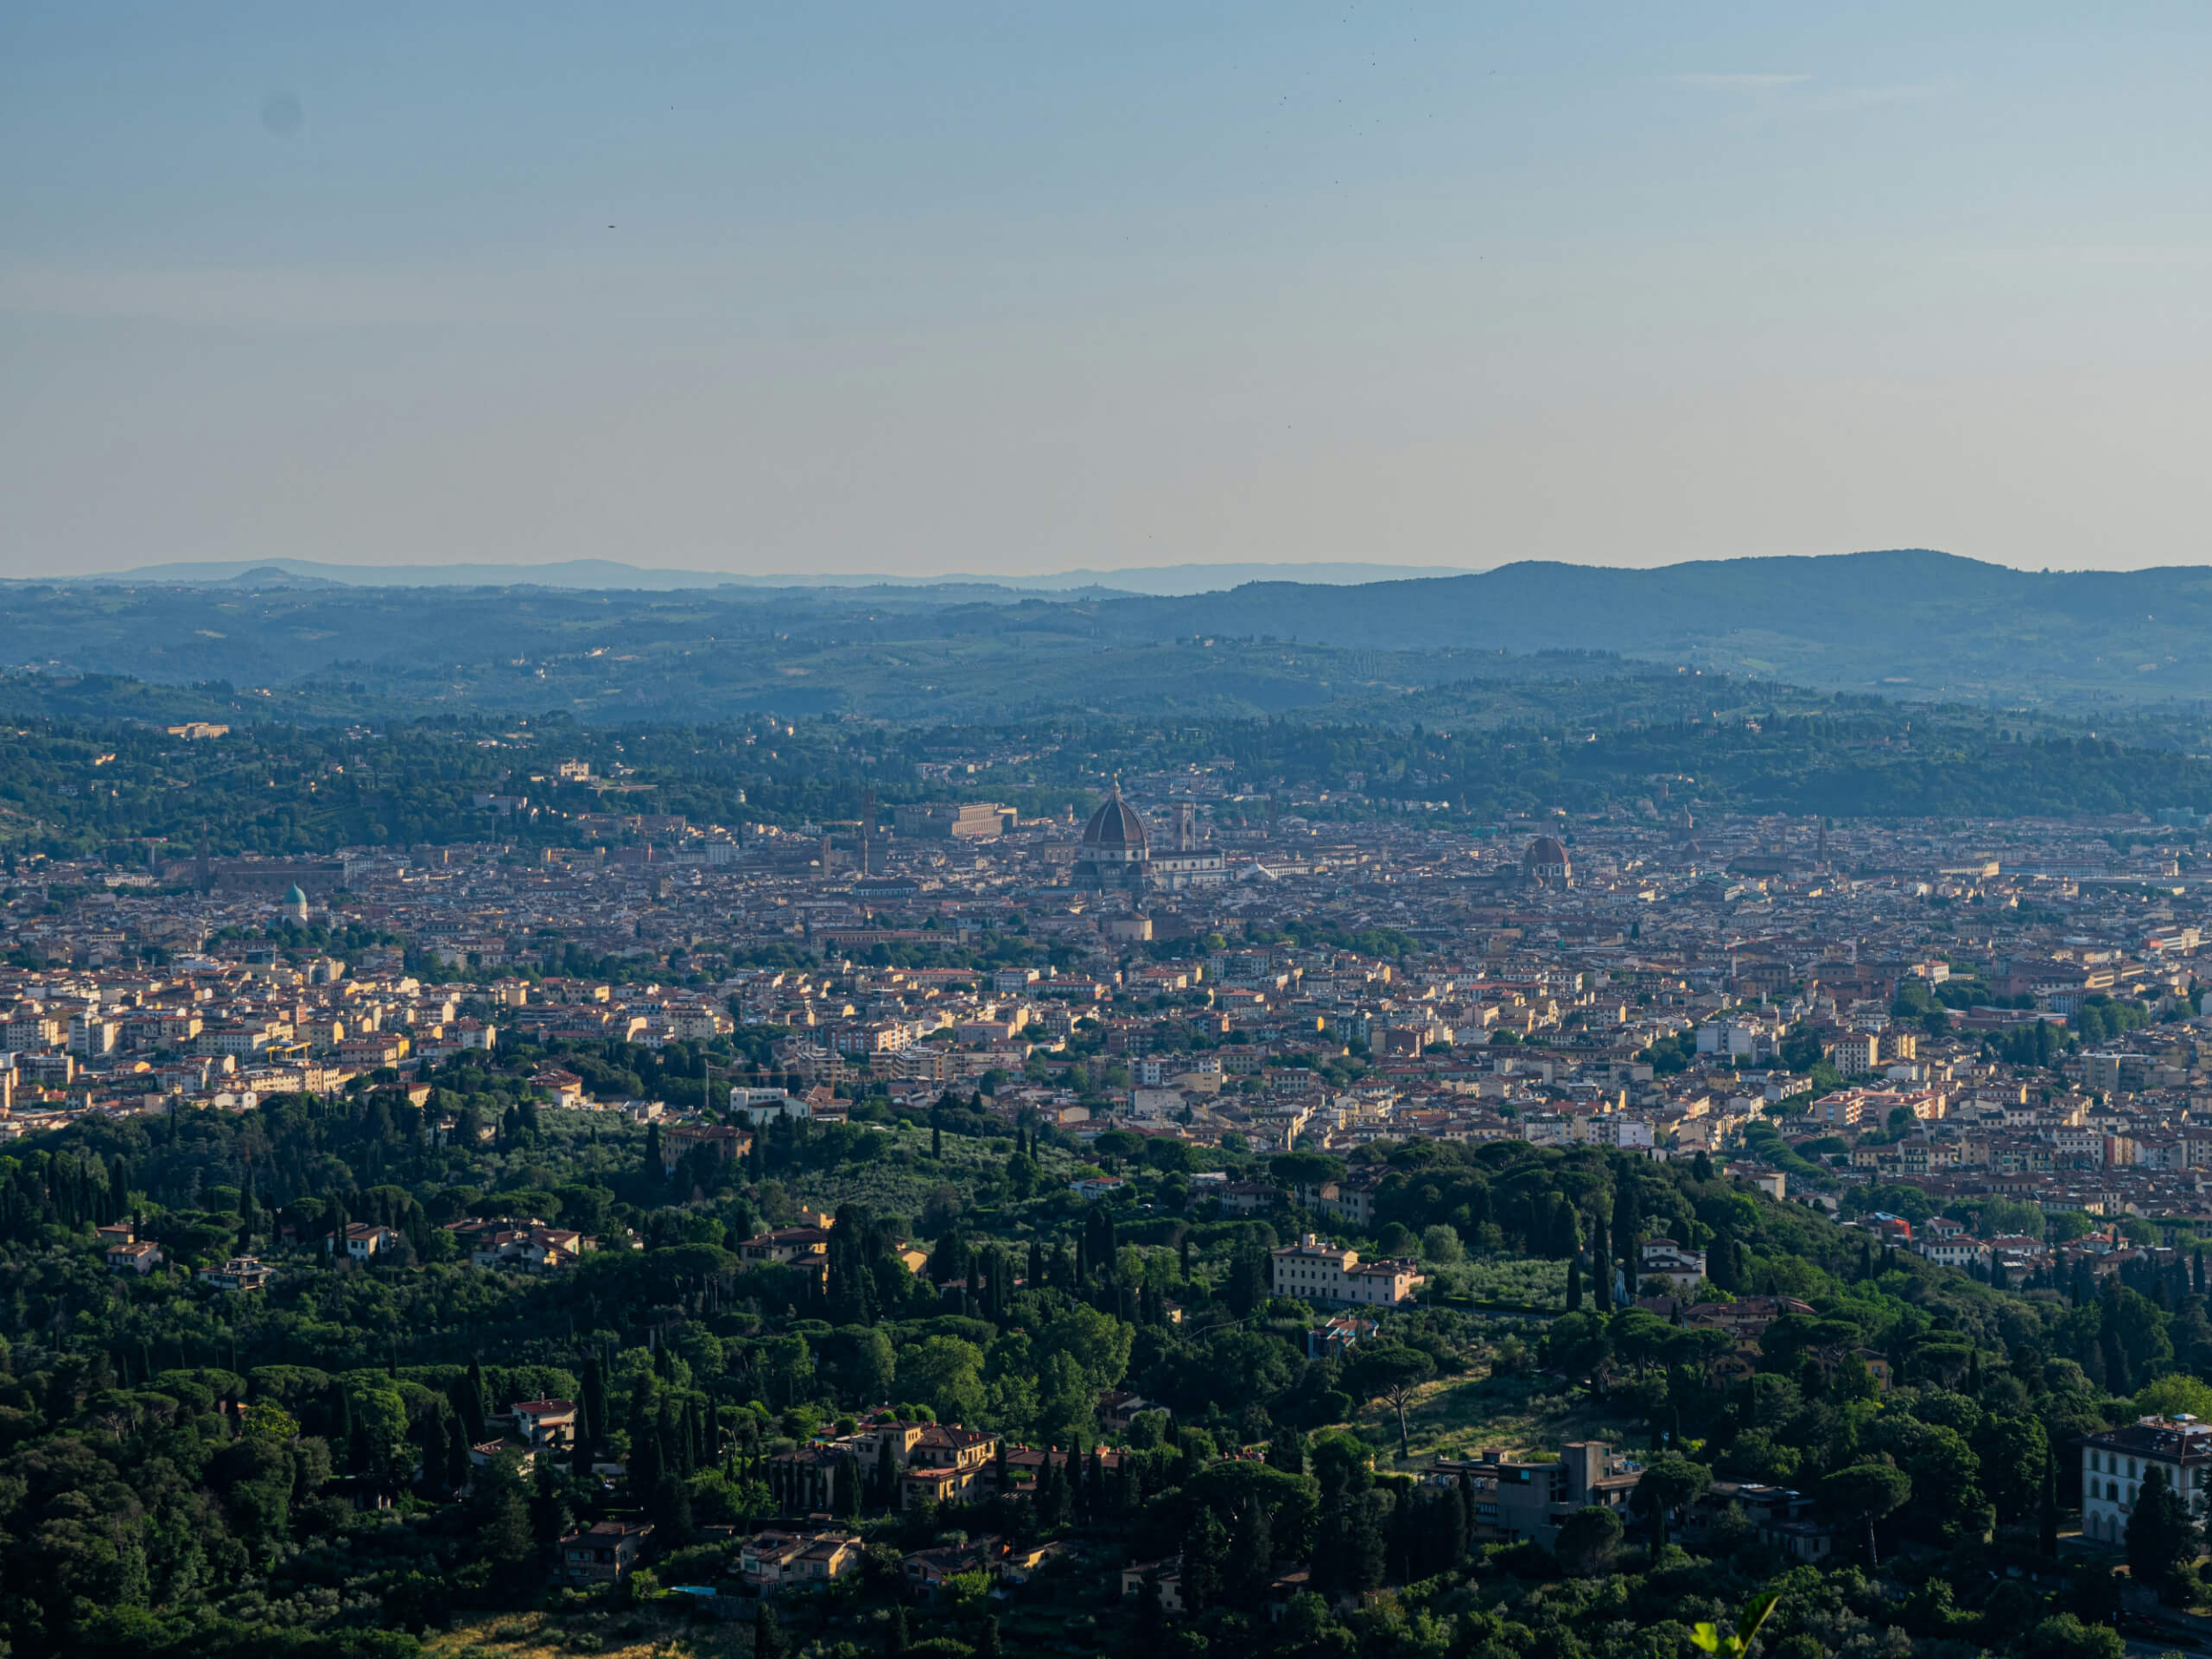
[
  {"left": 345, "top": 1223, "right": 400, "bottom": 1261},
  {"left": 1583, "top": 1116, "right": 1655, "bottom": 1149},
  {"left": 1637, "top": 1238, "right": 1707, "bottom": 1292},
  {"left": 2082, "top": 1416, "right": 2212, "bottom": 1545},
  {"left": 728, "top": 1087, "right": 811, "bottom": 1125},
  {"left": 1916, "top": 1236, "right": 1992, "bottom": 1271}
]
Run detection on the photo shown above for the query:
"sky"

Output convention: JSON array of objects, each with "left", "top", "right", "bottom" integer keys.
[{"left": 4, "top": 2, "right": 2212, "bottom": 581}]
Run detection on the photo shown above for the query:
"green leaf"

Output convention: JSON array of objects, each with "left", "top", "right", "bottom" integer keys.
[{"left": 1737, "top": 1590, "right": 1782, "bottom": 1651}]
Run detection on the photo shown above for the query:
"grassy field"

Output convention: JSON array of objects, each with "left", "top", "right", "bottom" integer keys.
[
  {"left": 427, "top": 1607, "right": 741, "bottom": 1659},
  {"left": 1357, "top": 1348, "right": 1647, "bottom": 1469}
]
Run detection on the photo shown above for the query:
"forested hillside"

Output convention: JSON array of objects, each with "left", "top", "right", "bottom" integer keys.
[
  {"left": 0, "top": 1033, "right": 2205, "bottom": 1659},
  {"left": 3, "top": 696, "right": 2211, "bottom": 866}
]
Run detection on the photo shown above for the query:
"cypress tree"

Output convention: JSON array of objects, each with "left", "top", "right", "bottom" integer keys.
[
  {"left": 445, "top": 1409, "right": 473, "bottom": 1494},
  {"left": 2100, "top": 1324, "right": 2130, "bottom": 1395},
  {"left": 1225, "top": 1497, "right": 1272, "bottom": 1610},
  {"left": 1135, "top": 1573, "right": 1166, "bottom": 1647},
  {"left": 331, "top": 1384, "right": 354, "bottom": 1472},
  {"left": 450, "top": 1376, "right": 487, "bottom": 1447},
  {"left": 349, "top": 1401, "right": 373, "bottom": 1486},
  {"left": 2038, "top": 1460, "right": 2059, "bottom": 1560},
  {"left": 1565, "top": 1256, "right": 1581, "bottom": 1310},
  {"left": 1552, "top": 1199, "right": 1581, "bottom": 1262},
  {"left": 1612, "top": 1182, "right": 1641, "bottom": 1267},
  {"left": 582, "top": 1355, "right": 609, "bottom": 1450},
  {"left": 632, "top": 1414, "right": 664, "bottom": 1498},
  {"left": 1181, "top": 1504, "right": 1229, "bottom": 1613}
]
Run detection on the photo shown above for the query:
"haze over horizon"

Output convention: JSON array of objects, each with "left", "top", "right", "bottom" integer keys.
[
  {"left": 9, "top": 3, "right": 2212, "bottom": 580},
  {"left": 29, "top": 547, "right": 2181, "bottom": 595}
]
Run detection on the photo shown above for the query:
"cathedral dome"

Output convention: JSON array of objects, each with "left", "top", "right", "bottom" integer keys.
[
  {"left": 1522, "top": 836, "right": 1572, "bottom": 886},
  {"left": 1081, "top": 787, "right": 1148, "bottom": 852}
]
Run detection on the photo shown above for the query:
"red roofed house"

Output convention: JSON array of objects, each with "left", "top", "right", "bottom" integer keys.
[
  {"left": 508, "top": 1399, "right": 579, "bottom": 1448},
  {"left": 559, "top": 1519, "right": 652, "bottom": 1584},
  {"left": 900, "top": 1424, "right": 999, "bottom": 1510}
]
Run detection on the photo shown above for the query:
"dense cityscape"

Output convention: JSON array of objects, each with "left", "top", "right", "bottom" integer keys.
[
  {"left": 16, "top": 758, "right": 2212, "bottom": 1217},
  {"left": 2, "top": 723, "right": 2210, "bottom": 1657}
]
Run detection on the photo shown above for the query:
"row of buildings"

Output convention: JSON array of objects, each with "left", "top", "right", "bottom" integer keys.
[{"left": 3, "top": 772, "right": 2212, "bottom": 1249}]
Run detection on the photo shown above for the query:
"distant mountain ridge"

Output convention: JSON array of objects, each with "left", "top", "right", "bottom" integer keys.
[
  {"left": 69, "top": 556, "right": 1476, "bottom": 597},
  {"left": 10, "top": 547, "right": 2212, "bottom": 706},
  {"left": 1085, "top": 549, "right": 2212, "bottom": 702}
]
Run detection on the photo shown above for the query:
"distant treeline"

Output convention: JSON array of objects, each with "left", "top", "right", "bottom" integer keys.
[{"left": 0, "top": 684, "right": 2207, "bottom": 862}]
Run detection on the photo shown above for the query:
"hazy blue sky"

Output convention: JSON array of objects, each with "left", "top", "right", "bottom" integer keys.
[{"left": 5, "top": 3, "right": 2211, "bottom": 579}]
